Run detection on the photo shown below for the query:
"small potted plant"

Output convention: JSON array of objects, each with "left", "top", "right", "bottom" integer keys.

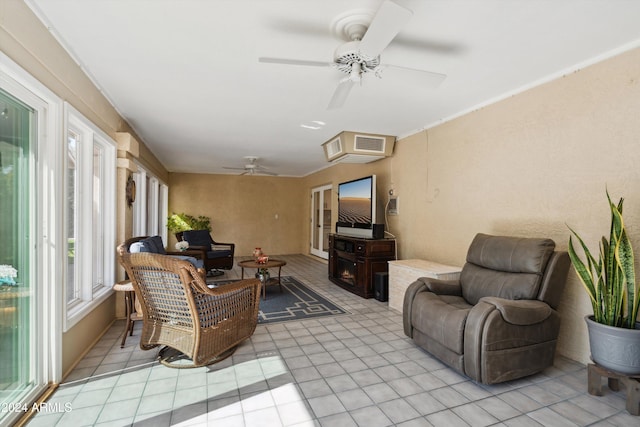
[
  {"left": 256, "top": 268, "right": 270, "bottom": 283},
  {"left": 568, "top": 191, "right": 640, "bottom": 374},
  {"left": 175, "top": 241, "right": 189, "bottom": 252}
]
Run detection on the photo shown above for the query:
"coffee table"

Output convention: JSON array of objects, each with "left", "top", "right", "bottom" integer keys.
[{"left": 238, "top": 259, "right": 287, "bottom": 300}]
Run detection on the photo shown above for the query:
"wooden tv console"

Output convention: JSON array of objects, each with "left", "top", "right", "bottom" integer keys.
[{"left": 328, "top": 234, "right": 396, "bottom": 298}]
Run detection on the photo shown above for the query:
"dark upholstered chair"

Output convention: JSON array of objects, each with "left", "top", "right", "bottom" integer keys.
[
  {"left": 403, "top": 233, "right": 570, "bottom": 384},
  {"left": 179, "top": 230, "right": 235, "bottom": 275},
  {"left": 117, "top": 244, "right": 261, "bottom": 367}
]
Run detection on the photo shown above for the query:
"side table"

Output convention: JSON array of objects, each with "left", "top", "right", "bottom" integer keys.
[
  {"left": 238, "top": 259, "right": 286, "bottom": 300},
  {"left": 388, "top": 259, "right": 462, "bottom": 312},
  {"left": 112, "top": 280, "right": 143, "bottom": 348}
]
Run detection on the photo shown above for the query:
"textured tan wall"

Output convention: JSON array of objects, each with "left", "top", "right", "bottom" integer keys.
[
  {"left": 386, "top": 47, "right": 640, "bottom": 364},
  {"left": 61, "top": 298, "right": 115, "bottom": 376},
  {"left": 168, "top": 173, "right": 307, "bottom": 256}
]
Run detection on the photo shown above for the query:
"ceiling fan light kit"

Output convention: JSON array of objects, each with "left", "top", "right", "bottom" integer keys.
[
  {"left": 258, "top": 0, "right": 446, "bottom": 110},
  {"left": 322, "top": 131, "right": 395, "bottom": 164}
]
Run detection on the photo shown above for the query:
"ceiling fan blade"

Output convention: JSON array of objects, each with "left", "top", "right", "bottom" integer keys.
[
  {"left": 327, "top": 79, "right": 355, "bottom": 110},
  {"left": 259, "top": 57, "right": 333, "bottom": 68},
  {"left": 254, "top": 165, "right": 277, "bottom": 174},
  {"left": 223, "top": 167, "right": 248, "bottom": 170},
  {"left": 358, "top": 0, "right": 413, "bottom": 59},
  {"left": 379, "top": 64, "right": 447, "bottom": 87}
]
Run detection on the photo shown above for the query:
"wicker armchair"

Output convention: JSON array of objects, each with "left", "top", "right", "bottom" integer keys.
[{"left": 117, "top": 244, "right": 262, "bottom": 367}]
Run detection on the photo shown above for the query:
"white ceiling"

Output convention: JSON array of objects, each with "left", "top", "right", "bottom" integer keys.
[{"left": 27, "top": 0, "right": 640, "bottom": 177}]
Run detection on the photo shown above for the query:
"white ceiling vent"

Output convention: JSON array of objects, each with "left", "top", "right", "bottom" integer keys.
[
  {"left": 322, "top": 131, "right": 395, "bottom": 163},
  {"left": 325, "top": 136, "right": 343, "bottom": 158},
  {"left": 354, "top": 135, "right": 386, "bottom": 153}
]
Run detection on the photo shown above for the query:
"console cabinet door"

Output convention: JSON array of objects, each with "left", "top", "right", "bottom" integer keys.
[{"left": 328, "top": 235, "right": 396, "bottom": 299}]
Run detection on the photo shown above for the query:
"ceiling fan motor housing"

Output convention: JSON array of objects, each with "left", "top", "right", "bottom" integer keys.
[{"left": 334, "top": 41, "right": 380, "bottom": 75}]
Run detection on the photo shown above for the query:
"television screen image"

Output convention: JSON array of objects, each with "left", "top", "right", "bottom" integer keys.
[{"left": 338, "top": 176, "right": 373, "bottom": 225}]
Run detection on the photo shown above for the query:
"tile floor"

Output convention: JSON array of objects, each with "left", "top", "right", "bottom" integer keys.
[{"left": 28, "top": 254, "right": 637, "bottom": 426}]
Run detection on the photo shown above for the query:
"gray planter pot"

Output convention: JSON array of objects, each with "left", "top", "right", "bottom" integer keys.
[{"left": 585, "top": 315, "right": 640, "bottom": 375}]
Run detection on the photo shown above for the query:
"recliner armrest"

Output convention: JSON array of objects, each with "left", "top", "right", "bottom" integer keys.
[
  {"left": 403, "top": 280, "right": 427, "bottom": 337},
  {"left": 402, "top": 278, "right": 462, "bottom": 338},
  {"left": 417, "top": 277, "right": 462, "bottom": 296},
  {"left": 478, "top": 297, "right": 552, "bottom": 325}
]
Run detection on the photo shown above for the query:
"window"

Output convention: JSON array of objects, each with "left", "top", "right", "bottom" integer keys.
[
  {"left": 66, "top": 128, "right": 79, "bottom": 304},
  {"left": 64, "top": 104, "right": 116, "bottom": 330},
  {"left": 132, "top": 164, "right": 168, "bottom": 242}
]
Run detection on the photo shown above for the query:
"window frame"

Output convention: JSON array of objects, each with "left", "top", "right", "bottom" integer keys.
[
  {"left": 132, "top": 163, "right": 168, "bottom": 242},
  {"left": 63, "top": 103, "right": 116, "bottom": 331}
]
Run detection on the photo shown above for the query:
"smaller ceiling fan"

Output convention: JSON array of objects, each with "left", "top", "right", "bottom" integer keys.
[
  {"left": 223, "top": 156, "right": 277, "bottom": 176},
  {"left": 259, "top": 0, "right": 447, "bottom": 109}
]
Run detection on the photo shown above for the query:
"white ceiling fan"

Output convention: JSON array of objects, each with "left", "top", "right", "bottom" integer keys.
[
  {"left": 259, "top": 0, "right": 447, "bottom": 109},
  {"left": 223, "top": 156, "right": 278, "bottom": 176}
]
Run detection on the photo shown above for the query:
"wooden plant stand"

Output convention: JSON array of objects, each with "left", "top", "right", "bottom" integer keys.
[{"left": 588, "top": 363, "right": 640, "bottom": 415}]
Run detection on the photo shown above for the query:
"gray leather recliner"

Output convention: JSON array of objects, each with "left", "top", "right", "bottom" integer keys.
[{"left": 403, "top": 233, "right": 570, "bottom": 384}]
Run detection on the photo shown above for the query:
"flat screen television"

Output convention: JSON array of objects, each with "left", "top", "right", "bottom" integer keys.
[{"left": 336, "top": 175, "right": 382, "bottom": 238}]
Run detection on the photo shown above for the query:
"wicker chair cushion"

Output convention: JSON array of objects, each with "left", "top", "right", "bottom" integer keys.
[
  {"left": 172, "top": 255, "right": 204, "bottom": 270},
  {"left": 129, "top": 235, "right": 167, "bottom": 255},
  {"left": 129, "top": 236, "right": 203, "bottom": 269}
]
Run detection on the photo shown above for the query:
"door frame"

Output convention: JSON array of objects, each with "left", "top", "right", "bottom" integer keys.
[
  {"left": 310, "top": 184, "right": 332, "bottom": 259},
  {"left": 0, "top": 52, "right": 63, "bottom": 425}
]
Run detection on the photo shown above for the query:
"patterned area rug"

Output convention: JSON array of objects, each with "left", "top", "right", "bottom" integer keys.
[{"left": 209, "top": 276, "right": 348, "bottom": 324}]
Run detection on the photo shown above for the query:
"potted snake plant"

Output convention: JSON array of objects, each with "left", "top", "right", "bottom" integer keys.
[{"left": 568, "top": 191, "right": 640, "bottom": 374}]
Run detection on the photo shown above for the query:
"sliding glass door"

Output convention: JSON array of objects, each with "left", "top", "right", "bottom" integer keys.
[
  {"left": 0, "top": 89, "right": 37, "bottom": 423},
  {"left": 0, "top": 55, "right": 61, "bottom": 422}
]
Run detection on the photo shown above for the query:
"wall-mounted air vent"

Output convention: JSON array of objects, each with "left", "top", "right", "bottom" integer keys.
[
  {"left": 354, "top": 135, "right": 386, "bottom": 153},
  {"left": 322, "top": 131, "right": 395, "bottom": 163},
  {"left": 325, "top": 137, "right": 343, "bottom": 158}
]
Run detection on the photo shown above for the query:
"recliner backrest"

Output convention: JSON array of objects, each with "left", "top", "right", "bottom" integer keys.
[
  {"left": 460, "top": 233, "right": 555, "bottom": 305},
  {"left": 181, "top": 230, "right": 213, "bottom": 247},
  {"left": 537, "top": 251, "right": 571, "bottom": 309}
]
